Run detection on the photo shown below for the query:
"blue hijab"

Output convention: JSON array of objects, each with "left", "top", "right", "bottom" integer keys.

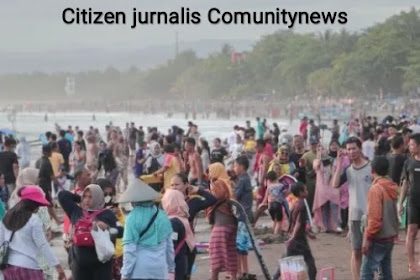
[{"left": 123, "top": 204, "right": 172, "bottom": 247}]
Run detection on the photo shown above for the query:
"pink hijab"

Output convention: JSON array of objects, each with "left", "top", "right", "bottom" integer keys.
[{"left": 161, "top": 189, "right": 195, "bottom": 252}]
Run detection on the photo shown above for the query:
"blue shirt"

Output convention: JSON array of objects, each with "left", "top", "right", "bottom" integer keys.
[
  {"left": 133, "top": 149, "right": 144, "bottom": 176},
  {"left": 235, "top": 173, "right": 254, "bottom": 223},
  {"left": 121, "top": 236, "right": 175, "bottom": 279}
]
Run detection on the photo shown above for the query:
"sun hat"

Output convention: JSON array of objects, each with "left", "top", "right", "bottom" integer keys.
[
  {"left": 19, "top": 185, "right": 51, "bottom": 206},
  {"left": 117, "top": 179, "right": 161, "bottom": 203}
]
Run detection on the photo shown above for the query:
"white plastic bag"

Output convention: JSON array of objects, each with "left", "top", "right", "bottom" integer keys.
[{"left": 91, "top": 224, "right": 115, "bottom": 263}]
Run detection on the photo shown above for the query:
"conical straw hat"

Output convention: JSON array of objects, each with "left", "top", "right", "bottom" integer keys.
[{"left": 117, "top": 179, "right": 160, "bottom": 203}]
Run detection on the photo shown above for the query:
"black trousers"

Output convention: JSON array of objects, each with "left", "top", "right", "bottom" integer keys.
[
  {"left": 71, "top": 257, "right": 113, "bottom": 280},
  {"left": 272, "top": 239, "right": 317, "bottom": 280},
  {"left": 186, "top": 247, "right": 197, "bottom": 277}
]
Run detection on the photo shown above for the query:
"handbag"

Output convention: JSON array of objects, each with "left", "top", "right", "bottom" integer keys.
[
  {"left": 0, "top": 231, "right": 15, "bottom": 270},
  {"left": 91, "top": 223, "right": 115, "bottom": 263}
]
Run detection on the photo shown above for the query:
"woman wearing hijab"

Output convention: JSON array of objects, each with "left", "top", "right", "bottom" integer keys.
[
  {"left": 170, "top": 173, "right": 217, "bottom": 278},
  {"left": 162, "top": 189, "right": 196, "bottom": 280},
  {"left": 119, "top": 180, "right": 175, "bottom": 280},
  {"left": 10, "top": 167, "right": 55, "bottom": 279},
  {"left": 145, "top": 142, "right": 165, "bottom": 192},
  {"left": 209, "top": 162, "right": 232, "bottom": 195},
  {"left": 58, "top": 184, "right": 123, "bottom": 280},
  {"left": 97, "top": 178, "right": 125, "bottom": 280},
  {"left": 206, "top": 169, "right": 238, "bottom": 280},
  {"left": 312, "top": 141, "right": 342, "bottom": 233},
  {"left": 0, "top": 186, "right": 67, "bottom": 280},
  {"left": 16, "top": 136, "right": 31, "bottom": 169},
  {"left": 145, "top": 142, "right": 165, "bottom": 174}
]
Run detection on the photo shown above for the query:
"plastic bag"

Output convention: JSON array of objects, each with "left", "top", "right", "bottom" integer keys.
[{"left": 91, "top": 223, "right": 115, "bottom": 263}]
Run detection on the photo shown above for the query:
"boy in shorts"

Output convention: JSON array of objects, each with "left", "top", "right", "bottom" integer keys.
[
  {"left": 260, "top": 171, "right": 290, "bottom": 236},
  {"left": 233, "top": 156, "right": 256, "bottom": 280}
]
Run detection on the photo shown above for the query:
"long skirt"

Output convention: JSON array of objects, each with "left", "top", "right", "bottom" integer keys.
[
  {"left": 209, "top": 225, "right": 238, "bottom": 275},
  {"left": 3, "top": 265, "right": 44, "bottom": 280}
]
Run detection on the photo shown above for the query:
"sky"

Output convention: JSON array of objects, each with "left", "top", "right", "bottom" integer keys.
[{"left": 1, "top": 0, "right": 419, "bottom": 53}]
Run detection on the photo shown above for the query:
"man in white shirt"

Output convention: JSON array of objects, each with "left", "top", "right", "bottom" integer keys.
[
  {"left": 228, "top": 125, "right": 239, "bottom": 153},
  {"left": 362, "top": 133, "right": 375, "bottom": 161}
]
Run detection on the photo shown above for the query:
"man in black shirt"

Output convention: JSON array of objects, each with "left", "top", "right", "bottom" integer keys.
[
  {"left": 244, "top": 120, "right": 256, "bottom": 139},
  {"left": 309, "top": 119, "right": 320, "bottom": 143},
  {"left": 57, "top": 130, "right": 72, "bottom": 172},
  {"left": 210, "top": 138, "right": 228, "bottom": 164},
  {"left": 38, "top": 144, "right": 60, "bottom": 224},
  {"left": 387, "top": 135, "right": 407, "bottom": 185},
  {"left": 0, "top": 138, "right": 19, "bottom": 194},
  {"left": 375, "top": 127, "right": 390, "bottom": 156},
  {"left": 398, "top": 133, "right": 420, "bottom": 272}
]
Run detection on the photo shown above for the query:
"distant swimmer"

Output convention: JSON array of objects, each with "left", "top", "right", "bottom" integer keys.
[
  {"left": 92, "top": 114, "right": 96, "bottom": 121},
  {"left": 44, "top": 113, "right": 48, "bottom": 122}
]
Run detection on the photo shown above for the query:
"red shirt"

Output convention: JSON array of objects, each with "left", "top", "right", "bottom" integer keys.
[{"left": 299, "top": 121, "right": 308, "bottom": 138}]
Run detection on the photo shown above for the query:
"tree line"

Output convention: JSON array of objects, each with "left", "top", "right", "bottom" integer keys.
[{"left": 1, "top": 8, "right": 419, "bottom": 101}]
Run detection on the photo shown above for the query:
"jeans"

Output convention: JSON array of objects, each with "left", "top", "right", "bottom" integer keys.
[
  {"left": 361, "top": 241, "right": 394, "bottom": 280},
  {"left": 321, "top": 201, "right": 339, "bottom": 230}
]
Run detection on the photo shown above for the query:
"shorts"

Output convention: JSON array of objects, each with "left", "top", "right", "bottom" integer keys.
[
  {"left": 408, "top": 203, "right": 420, "bottom": 225},
  {"left": 349, "top": 220, "right": 363, "bottom": 250},
  {"left": 269, "top": 201, "right": 283, "bottom": 222},
  {"left": 236, "top": 221, "right": 251, "bottom": 255}
]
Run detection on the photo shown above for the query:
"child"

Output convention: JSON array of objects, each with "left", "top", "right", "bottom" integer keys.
[
  {"left": 233, "top": 156, "right": 256, "bottom": 280},
  {"left": 273, "top": 182, "right": 317, "bottom": 280},
  {"left": 260, "top": 171, "right": 290, "bottom": 235}
]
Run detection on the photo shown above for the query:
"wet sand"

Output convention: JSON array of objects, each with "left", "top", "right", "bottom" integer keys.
[{"left": 50, "top": 212, "right": 417, "bottom": 280}]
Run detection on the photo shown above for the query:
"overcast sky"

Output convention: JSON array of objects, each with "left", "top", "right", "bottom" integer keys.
[{"left": 1, "top": 0, "right": 418, "bottom": 53}]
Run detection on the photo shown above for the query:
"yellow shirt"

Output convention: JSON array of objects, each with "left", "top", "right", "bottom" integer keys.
[
  {"left": 163, "top": 154, "right": 181, "bottom": 190},
  {"left": 114, "top": 210, "right": 125, "bottom": 258},
  {"left": 245, "top": 140, "right": 256, "bottom": 151},
  {"left": 49, "top": 152, "right": 65, "bottom": 177}
]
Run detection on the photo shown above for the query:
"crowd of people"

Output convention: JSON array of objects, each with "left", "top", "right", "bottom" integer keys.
[{"left": 0, "top": 111, "right": 419, "bottom": 280}]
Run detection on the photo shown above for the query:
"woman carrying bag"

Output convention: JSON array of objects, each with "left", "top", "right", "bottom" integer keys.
[
  {"left": 58, "top": 184, "right": 123, "bottom": 280},
  {"left": 0, "top": 186, "right": 66, "bottom": 280},
  {"left": 162, "top": 189, "right": 196, "bottom": 280},
  {"left": 119, "top": 179, "right": 175, "bottom": 280}
]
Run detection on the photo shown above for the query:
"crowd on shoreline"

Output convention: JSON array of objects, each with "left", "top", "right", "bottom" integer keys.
[{"left": 0, "top": 112, "right": 420, "bottom": 280}]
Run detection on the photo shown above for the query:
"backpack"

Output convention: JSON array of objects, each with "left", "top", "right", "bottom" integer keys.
[{"left": 72, "top": 209, "right": 105, "bottom": 247}]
